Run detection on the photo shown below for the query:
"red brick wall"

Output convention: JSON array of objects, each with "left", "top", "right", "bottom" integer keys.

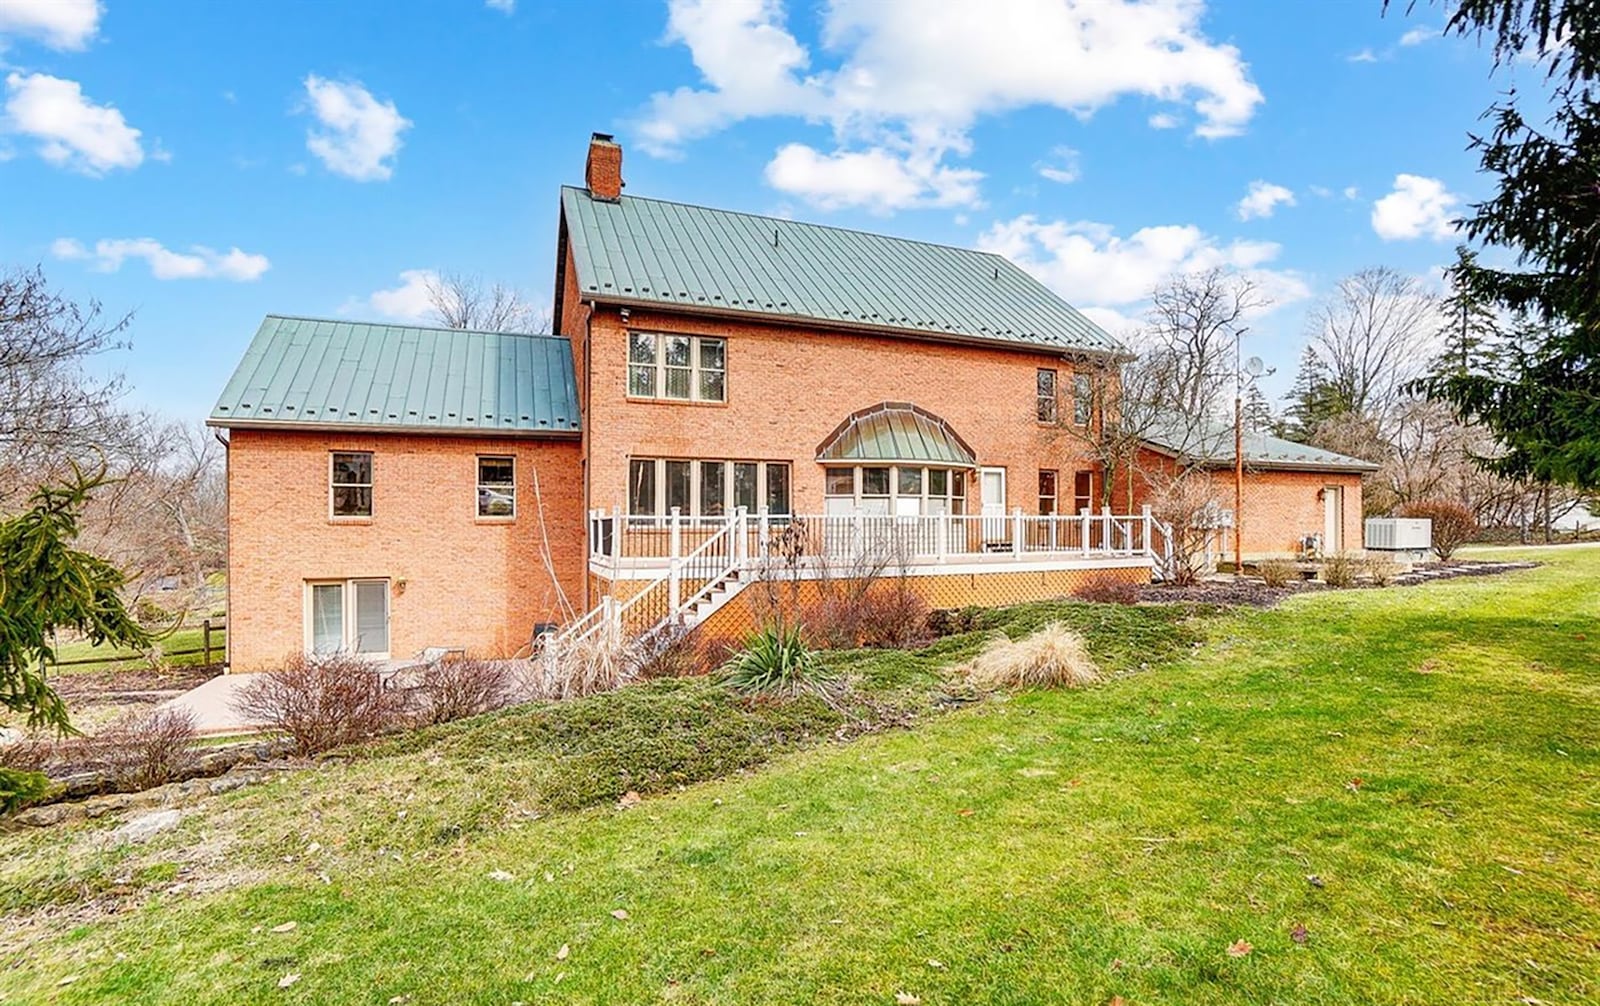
[
  {"left": 578, "top": 302, "right": 1105, "bottom": 516},
  {"left": 224, "top": 428, "right": 584, "bottom": 670}
]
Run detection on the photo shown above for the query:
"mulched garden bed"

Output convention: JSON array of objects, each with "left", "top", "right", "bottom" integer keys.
[{"left": 1136, "top": 559, "right": 1539, "bottom": 608}]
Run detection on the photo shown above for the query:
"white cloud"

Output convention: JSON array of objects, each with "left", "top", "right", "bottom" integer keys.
[
  {"left": 0, "top": 0, "right": 100, "bottom": 50},
  {"left": 977, "top": 214, "right": 1310, "bottom": 314},
  {"left": 1371, "top": 173, "right": 1459, "bottom": 240},
  {"left": 1147, "top": 112, "right": 1180, "bottom": 129},
  {"left": 1342, "top": 185, "right": 1359, "bottom": 200},
  {"left": 300, "top": 75, "right": 411, "bottom": 182},
  {"left": 3, "top": 71, "right": 143, "bottom": 174},
  {"left": 361, "top": 269, "right": 438, "bottom": 321},
  {"left": 638, "top": 0, "right": 1263, "bottom": 210},
  {"left": 1399, "top": 26, "right": 1437, "bottom": 46},
  {"left": 485, "top": 0, "right": 514, "bottom": 11},
  {"left": 1035, "top": 145, "right": 1080, "bottom": 185},
  {"left": 1235, "top": 180, "right": 1295, "bottom": 221},
  {"left": 52, "top": 237, "right": 270, "bottom": 281},
  {"left": 764, "top": 142, "right": 981, "bottom": 212},
  {"left": 1308, "top": 184, "right": 1332, "bottom": 198},
  {"left": 1347, "top": 48, "right": 1378, "bottom": 63}
]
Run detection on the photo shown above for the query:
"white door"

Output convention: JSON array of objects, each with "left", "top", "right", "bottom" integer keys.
[
  {"left": 980, "top": 467, "right": 1007, "bottom": 542},
  {"left": 1323, "top": 486, "right": 1343, "bottom": 554}
]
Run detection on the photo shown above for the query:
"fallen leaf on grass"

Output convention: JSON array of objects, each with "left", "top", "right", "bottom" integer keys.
[
  {"left": 271, "top": 922, "right": 298, "bottom": 933},
  {"left": 957, "top": 809, "right": 974, "bottom": 817},
  {"left": 488, "top": 870, "right": 514, "bottom": 882},
  {"left": 278, "top": 973, "right": 301, "bottom": 989},
  {"left": 895, "top": 994, "right": 921, "bottom": 1005},
  {"left": 58, "top": 975, "right": 79, "bottom": 986},
  {"left": 556, "top": 944, "right": 570, "bottom": 961},
  {"left": 1109, "top": 997, "right": 1127, "bottom": 1006},
  {"left": 1306, "top": 874, "right": 1325, "bottom": 888},
  {"left": 611, "top": 909, "right": 630, "bottom": 920},
  {"left": 1226, "top": 939, "right": 1253, "bottom": 958},
  {"left": 387, "top": 996, "right": 411, "bottom": 1005},
  {"left": 1290, "top": 923, "right": 1309, "bottom": 944},
  {"left": 1345, "top": 778, "right": 1363, "bottom": 792},
  {"left": 618, "top": 791, "right": 642, "bottom": 810},
  {"left": 926, "top": 959, "right": 945, "bottom": 968}
]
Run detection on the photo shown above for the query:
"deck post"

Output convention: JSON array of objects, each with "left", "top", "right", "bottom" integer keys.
[
  {"left": 734, "top": 507, "right": 747, "bottom": 567},
  {"left": 1103, "top": 506, "right": 1116, "bottom": 552},
  {"left": 935, "top": 514, "right": 949, "bottom": 563},
  {"left": 1141, "top": 505, "right": 1153, "bottom": 555},
  {"left": 669, "top": 507, "right": 682, "bottom": 610},
  {"left": 1012, "top": 507, "right": 1023, "bottom": 557},
  {"left": 758, "top": 508, "right": 771, "bottom": 555},
  {"left": 1081, "top": 507, "right": 1092, "bottom": 554},
  {"left": 610, "top": 507, "right": 623, "bottom": 563}
]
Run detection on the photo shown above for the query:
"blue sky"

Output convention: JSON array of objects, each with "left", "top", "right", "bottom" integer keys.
[{"left": 0, "top": 0, "right": 1535, "bottom": 420}]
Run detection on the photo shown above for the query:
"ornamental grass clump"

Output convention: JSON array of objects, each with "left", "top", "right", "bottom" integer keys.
[
  {"left": 720, "top": 624, "right": 838, "bottom": 699},
  {"left": 963, "top": 622, "right": 1101, "bottom": 691}
]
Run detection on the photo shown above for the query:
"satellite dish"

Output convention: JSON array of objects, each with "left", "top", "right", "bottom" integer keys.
[{"left": 1244, "top": 356, "right": 1266, "bottom": 377}]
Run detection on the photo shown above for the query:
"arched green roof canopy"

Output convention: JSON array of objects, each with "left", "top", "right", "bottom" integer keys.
[{"left": 816, "top": 402, "right": 977, "bottom": 468}]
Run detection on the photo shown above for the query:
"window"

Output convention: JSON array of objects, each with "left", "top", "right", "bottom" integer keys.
[
  {"left": 628, "top": 458, "right": 791, "bottom": 516},
  {"left": 627, "top": 331, "right": 727, "bottom": 402},
  {"left": 307, "top": 579, "right": 389, "bottom": 656},
  {"left": 1039, "top": 470, "right": 1058, "bottom": 515},
  {"left": 477, "top": 456, "right": 515, "bottom": 517},
  {"left": 823, "top": 464, "right": 967, "bottom": 516},
  {"left": 1073, "top": 470, "right": 1094, "bottom": 515},
  {"left": 330, "top": 452, "right": 373, "bottom": 518},
  {"left": 1036, "top": 368, "right": 1058, "bottom": 423},
  {"left": 1072, "top": 373, "right": 1093, "bottom": 427}
]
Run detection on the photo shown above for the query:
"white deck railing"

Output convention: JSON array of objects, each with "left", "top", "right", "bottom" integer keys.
[{"left": 588, "top": 506, "right": 1172, "bottom": 571}]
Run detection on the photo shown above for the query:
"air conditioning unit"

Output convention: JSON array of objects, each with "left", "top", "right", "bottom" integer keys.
[{"left": 1365, "top": 517, "right": 1432, "bottom": 557}]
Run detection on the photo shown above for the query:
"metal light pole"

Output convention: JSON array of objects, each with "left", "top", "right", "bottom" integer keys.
[{"left": 1234, "top": 334, "right": 1265, "bottom": 574}]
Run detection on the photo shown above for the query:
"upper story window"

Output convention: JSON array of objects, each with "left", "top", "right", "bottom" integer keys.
[
  {"left": 1072, "top": 373, "right": 1093, "bottom": 427},
  {"left": 330, "top": 451, "right": 373, "bottom": 518},
  {"left": 1036, "top": 368, "right": 1058, "bottom": 423},
  {"left": 477, "top": 456, "right": 515, "bottom": 518},
  {"left": 628, "top": 332, "right": 727, "bottom": 402}
]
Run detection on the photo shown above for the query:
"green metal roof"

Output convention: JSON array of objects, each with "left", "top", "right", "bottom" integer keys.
[
  {"left": 561, "top": 186, "right": 1122, "bottom": 355},
  {"left": 1142, "top": 416, "right": 1379, "bottom": 472},
  {"left": 209, "top": 315, "right": 581, "bottom": 435},
  {"left": 816, "top": 403, "right": 977, "bottom": 467}
]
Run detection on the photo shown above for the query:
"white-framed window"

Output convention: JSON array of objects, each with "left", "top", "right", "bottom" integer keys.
[
  {"left": 628, "top": 458, "right": 790, "bottom": 516},
  {"left": 1072, "top": 373, "right": 1093, "bottom": 427},
  {"left": 823, "top": 465, "right": 967, "bottom": 516},
  {"left": 330, "top": 451, "right": 373, "bottom": 518},
  {"left": 1036, "top": 368, "right": 1058, "bottom": 423},
  {"left": 306, "top": 578, "right": 390, "bottom": 657},
  {"left": 476, "top": 455, "right": 515, "bottom": 518},
  {"left": 627, "top": 332, "right": 727, "bottom": 402}
]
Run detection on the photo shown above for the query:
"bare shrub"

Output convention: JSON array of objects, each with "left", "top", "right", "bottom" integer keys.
[
  {"left": 1364, "top": 554, "right": 1403, "bottom": 586},
  {"left": 1398, "top": 499, "right": 1479, "bottom": 561},
  {"left": 634, "top": 622, "right": 709, "bottom": 680},
  {"left": 1321, "top": 552, "right": 1361, "bottom": 588},
  {"left": 539, "top": 621, "right": 634, "bottom": 701},
  {"left": 417, "top": 657, "right": 514, "bottom": 725},
  {"left": 1073, "top": 575, "right": 1141, "bottom": 605},
  {"left": 232, "top": 653, "right": 403, "bottom": 755},
  {"left": 963, "top": 623, "right": 1101, "bottom": 691},
  {"left": 96, "top": 707, "right": 199, "bottom": 791},
  {"left": 801, "top": 578, "right": 931, "bottom": 649},
  {"left": 1257, "top": 557, "right": 1298, "bottom": 588}
]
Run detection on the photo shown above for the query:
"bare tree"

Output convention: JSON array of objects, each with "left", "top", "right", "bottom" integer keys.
[
  {"left": 424, "top": 271, "right": 550, "bottom": 333},
  {"left": 0, "top": 266, "right": 134, "bottom": 506},
  {"left": 1305, "top": 267, "right": 1438, "bottom": 423},
  {"left": 1142, "top": 267, "right": 1265, "bottom": 422}
]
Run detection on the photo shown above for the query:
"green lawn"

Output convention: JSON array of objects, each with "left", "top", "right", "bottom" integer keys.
[{"left": 4, "top": 548, "right": 1598, "bottom": 1004}]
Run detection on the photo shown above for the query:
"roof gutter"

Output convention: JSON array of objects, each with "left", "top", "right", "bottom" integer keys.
[
  {"left": 205, "top": 418, "right": 582, "bottom": 439},
  {"left": 579, "top": 292, "right": 1129, "bottom": 362}
]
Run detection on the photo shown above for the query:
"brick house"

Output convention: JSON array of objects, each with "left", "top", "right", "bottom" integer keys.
[{"left": 209, "top": 133, "right": 1375, "bottom": 670}]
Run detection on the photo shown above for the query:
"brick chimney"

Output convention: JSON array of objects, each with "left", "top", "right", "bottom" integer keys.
[{"left": 585, "top": 132, "right": 623, "bottom": 201}]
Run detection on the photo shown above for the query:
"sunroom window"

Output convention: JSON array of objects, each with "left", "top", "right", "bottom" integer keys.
[
  {"left": 823, "top": 465, "right": 967, "bottom": 516},
  {"left": 628, "top": 458, "right": 791, "bottom": 517}
]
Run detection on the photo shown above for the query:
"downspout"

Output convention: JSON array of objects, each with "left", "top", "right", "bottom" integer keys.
[{"left": 582, "top": 303, "right": 594, "bottom": 612}]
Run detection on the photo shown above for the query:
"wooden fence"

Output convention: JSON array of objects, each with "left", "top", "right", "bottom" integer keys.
[{"left": 50, "top": 618, "right": 227, "bottom": 671}]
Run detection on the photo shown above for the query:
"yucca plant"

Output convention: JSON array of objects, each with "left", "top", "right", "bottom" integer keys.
[{"left": 720, "top": 624, "right": 837, "bottom": 698}]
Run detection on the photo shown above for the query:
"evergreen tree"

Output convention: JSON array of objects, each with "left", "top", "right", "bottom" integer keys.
[
  {"left": 1432, "top": 245, "right": 1501, "bottom": 378},
  {"left": 1279, "top": 346, "right": 1342, "bottom": 442},
  {"left": 1417, "top": 0, "right": 1600, "bottom": 488},
  {"left": 1241, "top": 384, "right": 1274, "bottom": 434}
]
